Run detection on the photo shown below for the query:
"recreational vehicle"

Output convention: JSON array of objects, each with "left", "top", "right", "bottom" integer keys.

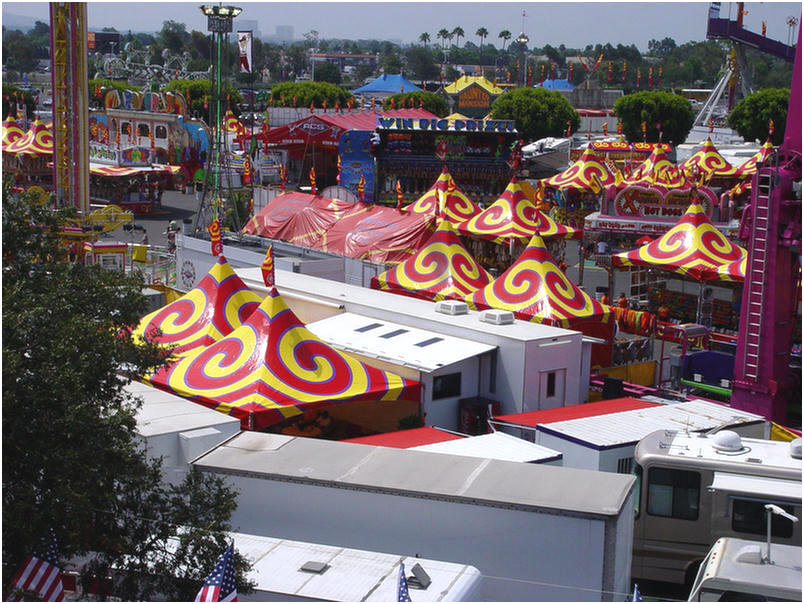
[{"left": 631, "top": 430, "right": 802, "bottom": 586}]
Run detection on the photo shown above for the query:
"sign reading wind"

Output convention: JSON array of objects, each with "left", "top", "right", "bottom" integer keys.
[
  {"left": 458, "top": 177, "right": 577, "bottom": 244},
  {"left": 611, "top": 203, "right": 747, "bottom": 281},
  {"left": 144, "top": 289, "right": 420, "bottom": 430},
  {"left": 372, "top": 219, "right": 492, "bottom": 301},
  {"left": 465, "top": 234, "right": 609, "bottom": 327},
  {"left": 132, "top": 256, "right": 262, "bottom": 355}
]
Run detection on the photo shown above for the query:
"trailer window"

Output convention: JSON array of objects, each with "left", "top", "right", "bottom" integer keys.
[
  {"left": 647, "top": 467, "right": 700, "bottom": 520},
  {"left": 732, "top": 499, "right": 796, "bottom": 538},
  {"left": 433, "top": 373, "right": 461, "bottom": 400},
  {"left": 155, "top": 125, "right": 167, "bottom": 139},
  {"left": 137, "top": 123, "right": 150, "bottom": 137},
  {"left": 633, "top": 464, "right": 643, "bottom": 517}
]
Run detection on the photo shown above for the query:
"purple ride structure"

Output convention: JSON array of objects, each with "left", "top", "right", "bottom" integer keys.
[{"left": 730, "top": 23, "right": 802, "bottom": 424}]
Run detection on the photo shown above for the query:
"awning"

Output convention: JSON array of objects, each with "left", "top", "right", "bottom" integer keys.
[
  {"left": 708, "top": 472, "right": 802, "bottom": 502},
  {"left": 88, "top": 162, "right": 181, "bottom": 176}
]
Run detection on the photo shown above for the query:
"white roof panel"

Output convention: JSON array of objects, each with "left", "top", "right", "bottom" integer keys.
[
  {"left": 537, "top": 400, "right": 765, "bottom": 449},
  {"left": 231, "top": 531, "right": 481, "bottom": 601},
  {"left": 709, "top": 472, "right": 802, "bottom": 501},
  {"left": 411, "top": 432, "right": 562, "bottom": 463},
  {"left": 307, "top": 312, "right": 496, "bottom": 372}
]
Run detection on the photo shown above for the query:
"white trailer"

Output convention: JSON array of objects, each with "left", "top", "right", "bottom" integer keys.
[
  {"left": 192, "top": 432, "right": 636, "bottom": 601},
  {"left": 231, "top": 530, "right": 482, "bottom": 601}
]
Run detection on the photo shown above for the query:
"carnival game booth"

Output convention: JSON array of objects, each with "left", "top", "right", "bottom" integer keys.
[
  {"left": 88, "top": 163, "right": 179, "bottom": 214},
  {"left": 458, "top": 176, "right": 577, "bottom": 274},
  {"left": 371, "top": 219, "right": 492, "bottom": 302},
  {"left": 243, "top": 191, "right": 437, "bottom": 265},
  {"left": 374, "top": 115, "right": 519, "bottom": 206},
  {"left": 465, "top": 234, "right": 614, "bottom": 368},
  {"left": 611, "top": 203, "right": 747, "bottom": 345},
  {"left": 255, "top": 109, "right": 437, "bottom": 203},
  {"left": 2, "top": 118, "right": 53, "bottom": 189},
  {"left": 137, "top": 257, "right": 421, "bottom": 436},
  {"left": 402, "top": 167, "right": 481, "bottom": 226}
]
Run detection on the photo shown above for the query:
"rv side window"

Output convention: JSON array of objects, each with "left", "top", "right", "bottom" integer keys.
[
  {"left": 732, "top": 499, "right": 797, "bottom": 539},
  {"left": 433, "top": 373, "right": 461, "bottom": 400},
  {"left": 647, "top": 467, "right": 700, "bottom": 520},
  {"left": 633, "top": 464, "right": 642, "bottom": 517}
]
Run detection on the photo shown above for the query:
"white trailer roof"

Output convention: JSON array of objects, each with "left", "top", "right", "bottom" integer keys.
[
  {"left": 411, "top": 431, "right": 562, "bottom": 463},
  {"left": 307, "top": 312, "right": 496, "bottom": 373},
  {"left": 128, "top": 380, "right": 240, "bottom": 438},
  {"left": 236, "top": 267, "right": 579, "bottom": 343},
  {"left": 193, "top": 432, "right": 634, "bottom": 517},
  {"left": 537, "top": 399, "right": 765, "bottom": 450},
  {"left": 232, "top": 531, "right": 481, "bottom": 601}
]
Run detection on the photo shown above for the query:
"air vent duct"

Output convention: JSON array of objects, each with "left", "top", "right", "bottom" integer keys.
[
  {"left": 435, "top": 300, "right": 468, "bottom": 315},
  {"left": 479, "top": 309, "right": 515, "bottom": 325},
  {"left": 711, "top": 430, "right": 743, "bottom": 452},
  {"left": 790, "top": 438, "right": 802, "bottom": 460}
]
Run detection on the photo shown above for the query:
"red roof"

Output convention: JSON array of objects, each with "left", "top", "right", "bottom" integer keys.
[
  {"left": 343, "top": 427, "right": 463, "bottom": 448},
  {"left": 494, "top": 398, "right": 660, "bottom": 428}
]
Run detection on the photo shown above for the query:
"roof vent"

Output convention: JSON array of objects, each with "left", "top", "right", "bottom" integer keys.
[
  {"left": 734, "top": 544, "right": 763, "bottom": 565},
  {"left": 790, "top": 438, "right": 802, "bottom": 460},
  {"left": 435, "top": 300, "right": 468, "bottom": 316},
  {"left": 299, "top": 561, "right": 329, "bottom": 574},
  {"left": 479, "top": 309, "right": 515, "bottom": 325},
  {"left": 711, "top": 430, "right": 743, "bottom": 453}
]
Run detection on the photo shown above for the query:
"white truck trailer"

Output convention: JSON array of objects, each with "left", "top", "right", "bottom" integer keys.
[{"left": 192, "top": 432, "right": 636, "bottom": 601}]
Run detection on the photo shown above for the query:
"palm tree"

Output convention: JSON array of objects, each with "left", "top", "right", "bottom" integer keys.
[
  {"left": 452, "top": 26, "right": 465, "bottom": 48},
  {"left": 476, "top": 27, "right": 488, "bottom": 63},
  {"left": 499, "top": 29, "right": 512, "bottom": 51},
  {"left": 437, "top": 28, "right": 450, "bottom": 51},
  {"left": 419, "top": 32, "right": 430, "bottom": 48}
]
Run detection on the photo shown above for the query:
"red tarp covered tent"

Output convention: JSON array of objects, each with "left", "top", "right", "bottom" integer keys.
[
  {"left": 242, "top": 191, "right": 436, "bottom": 264},
  {"left": 371, "top": 219, "right": 492, "bottom": 301},
  {"left": 144, "top": 288, "right": 421, "bottom": 430},
  {"left": 343, "top": 426, "right": 463, "bottom": 448}
]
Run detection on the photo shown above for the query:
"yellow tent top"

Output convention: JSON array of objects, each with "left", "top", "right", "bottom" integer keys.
[
  {"left": 445, "top": 112, "right": 471, "bottom": 121},
  {"left": 444, "top": 75, "right": 504, "bottom": 96}
]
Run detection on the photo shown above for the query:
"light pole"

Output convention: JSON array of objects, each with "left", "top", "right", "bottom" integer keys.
[
  {"left": 516, "top": 32, "right": 529, "bottom": 87},
  {"left": 196, "top": 4, "right": 242, "bottom": 233}
]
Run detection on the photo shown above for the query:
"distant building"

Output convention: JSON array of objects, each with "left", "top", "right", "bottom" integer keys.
[
  {"left": 270, "top": 25, "right": 294, "bottom": 44},
  {"left": 234, "top": 18, "right": 261, "bottom": 40}
]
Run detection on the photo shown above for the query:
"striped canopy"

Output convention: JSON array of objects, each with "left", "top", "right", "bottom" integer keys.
[
  {"left": 403, "top": 168, "right": 481, "bottom": 225},
  {"left": 624, "top": 146, "right": 686, "bottom": 187},
  {"left": 371, "top": 219, "right": 492, "bottom": 302},
  {"left": 543, "top": 147, "right": 616, "bottom": 193},
  {"left": 678, "top": 137, "right": 737, "bottom": 177},
  {"left": 733, "top": 139, "right": 775, "bottom": 179},
  {"left": 1, "top": 115, "right": 25, "bottom": 150},
  {"left": 144, "top": 288, "right": 420, "bottom": 430},
  {"left": 132, "top": 256, "right": 262, "bottom": 355},
  {"left": 4, "top": 119, "right": 53, "bottom": 156},
  {"left": 716, "top": 255, "right": 747, "bottom": 282},
  {"left": 458, "top": 177, "right": 577, "bottom": 244},
  {"left": 611, "top": 203, "right": 747, "bottom": 281},
  {"left": 465, "top": 234, "right": 610, "bottom": 328}
]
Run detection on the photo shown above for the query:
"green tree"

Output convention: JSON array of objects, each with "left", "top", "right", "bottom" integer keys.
[
  {"left": 498, "top": 30, "right": 512, "bottom": 52},
  {"left": 313, "top": 61, "right": 342, "bottom": 85},
  {"left": 269, "top": 81, "right": 351, "bottom": 108},
  {"left": 613, "top": 90, "right": 694, "bottom": 146},
  {"left": 476, "top": 27, "right": 488, "bottom": 64},
  {"left": 452, "top": 27, "right": 465, "bottom": 48},
  {"left": 1, "top": 188, "right": 254, "bottom": 601},
  {"left": 2, "top": 29, "right": 38, "bottom": 73},
  {"left": 727, "top": 88, "right": 790, "bottom": 146},
  {"left": 405, "top": 46, "right": 440, "bottom": 84},
  {"left": 490, "top": 87, "right": 580, "bottom": 141},
  {"left": 419, "top": 32, "right": 430, "bottom": 48},
  {"left": 158, "top": 20, "right": 190, "bottom": 54}
]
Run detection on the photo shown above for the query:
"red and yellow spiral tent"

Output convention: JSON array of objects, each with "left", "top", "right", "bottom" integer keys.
[
  {"left": 734, "top": 139, "right": 774, "bottom": 179},
  {"left": 403, "top": 168, "right": 481, "bottom": 225},
  {"left": 716, "top": 256, "right": 747, "bottom": 282},
  {"left": 465, "top": 234, "right": 609, "bottom": 328},
  {"left": 678, "top": 137, "right": 737, "bottom": 177},
  {"left": 625, "top": 146, "right": 686, "bottom": 187},
  {"left": 4, "top": 119, "right": 53, "bottom": 156},
  {"left": 543, "top": 147, "right": 616, "bottom": 193},
  {"left": 371, "top": 219, "right": 492, "bottom": 302},
  {"left": 144, "top": 288, "right": 420, "bottom": 430},
  {"left": 611, "top": 203, "right": 747, "bottom": 281},
  {"left": 1, "top": 116, "right": 25, "bottom": 150},
  {"left": 133, "top": 256, "right": 263, "bottom": 355},
  {"left": 458, "top": 178, "right": 577, "bottom": 244}
]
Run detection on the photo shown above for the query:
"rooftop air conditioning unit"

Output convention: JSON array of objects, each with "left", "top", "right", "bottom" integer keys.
[
  {"left": 435, "top": 300, "right": 468, "bottom": 316},
  {"left": 479, "top": 309, "right": 515, "bottom": 325}
]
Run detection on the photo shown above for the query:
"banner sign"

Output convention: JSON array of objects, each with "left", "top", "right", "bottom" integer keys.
[
  {"left": 339, "top": 130, "right": 375, "bottom": 203},
  {"left": 237, "top": 31, "right": 253, "bottom": 73},
  {"left": 377, "top": 116, "right": 516, "bottom": 133},
  {"left": 611, "top": 185, "right": 717, "bottom": 219}
]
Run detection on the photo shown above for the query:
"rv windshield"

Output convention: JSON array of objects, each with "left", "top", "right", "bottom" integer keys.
[{"left": 633, "top": 464, "right": 642, "bottom": 517}]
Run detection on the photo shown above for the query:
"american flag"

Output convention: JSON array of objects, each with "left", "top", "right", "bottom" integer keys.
[
  {"left": 397, "top": 562, "right": 411, "bottom": 602},
  {"left": 8, "top": 529, "right": 66, "bottom": 601},
  {"left": 195, "top": 543, "right": 237, "bottom": 602}
]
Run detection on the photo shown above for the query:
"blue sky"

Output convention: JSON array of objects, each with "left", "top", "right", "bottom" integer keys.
[{"left": 2, "top": 2, "right": 801, "bottom": 50}]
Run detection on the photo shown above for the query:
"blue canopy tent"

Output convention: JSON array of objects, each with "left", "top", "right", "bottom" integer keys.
[
  {"left": 536, "top": 78, "right": 575, "bottom": 90},
  {"left": 354, "top": 73, "right": 423, "bottom": 96}
]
